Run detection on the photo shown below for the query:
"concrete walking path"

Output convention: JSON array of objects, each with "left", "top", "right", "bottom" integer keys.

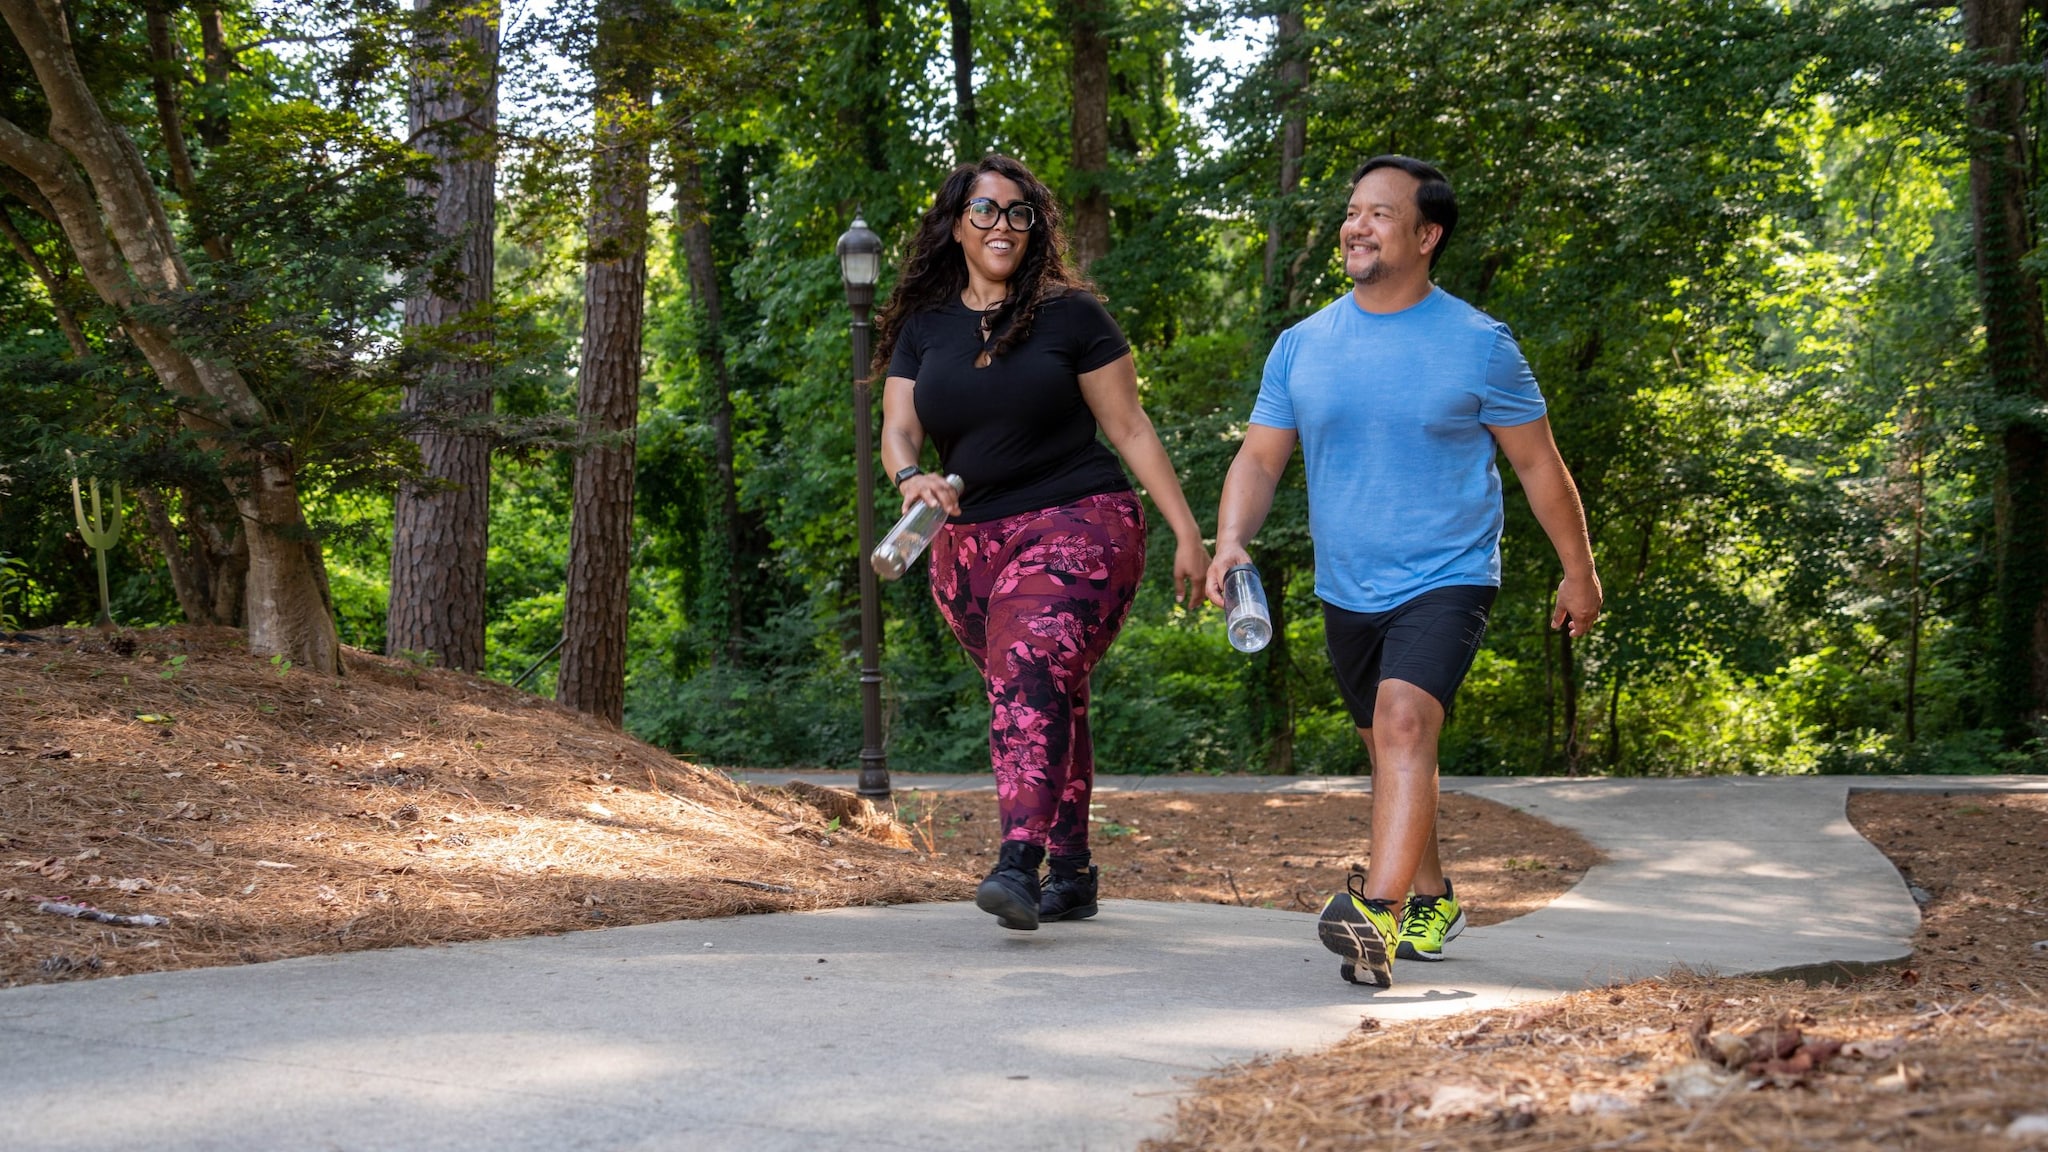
[{"left": 3, "top": 775, "right": 2042, "bottom": 1152}]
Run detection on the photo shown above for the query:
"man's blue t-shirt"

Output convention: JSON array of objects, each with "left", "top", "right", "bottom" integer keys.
[{"left": 1249, "top": 287, "right": 1547, "bottom": 613}]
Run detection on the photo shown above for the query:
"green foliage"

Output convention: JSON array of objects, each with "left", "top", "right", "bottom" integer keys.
[
  {"left": 0, "top": 551, "right": 23, "bottom": 631},
  {"left": 3, "top": 0, "right": 2020, "bottom": 779}
]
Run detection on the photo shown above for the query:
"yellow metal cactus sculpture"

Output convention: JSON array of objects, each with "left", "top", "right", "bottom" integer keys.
[{"left": 70, "top": 475, "right": 123, "bottom": 630}]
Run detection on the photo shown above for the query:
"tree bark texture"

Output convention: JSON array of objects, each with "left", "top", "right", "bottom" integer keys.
[
  {"left": 1064, "top": 0, "right": 1111, "bottom": 272},
  {"left": 1262, "top": 4, "right": 1309, "bottom": 318},
  {"left": 0, "top": 0, "right": 339, "bottom": 673},
  {"left": 388, "top": 0, "right": 498, "bottom": 672},
  {"left": 558, "top": 0, "right": 655, "bottom": 726},
  {"left": 948, "top": 0, "right": 978, "bottom": 162},
  {"left": 136, "top": 487, "right": 243, "bottom": 627},
  {"left": 1963, "top": 0, "right": 2048, "bottom": 736}
]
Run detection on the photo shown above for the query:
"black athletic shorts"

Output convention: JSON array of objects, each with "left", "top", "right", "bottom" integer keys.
[{"left": 1322, "top": 584, "right": 1498, "bottom": 729}]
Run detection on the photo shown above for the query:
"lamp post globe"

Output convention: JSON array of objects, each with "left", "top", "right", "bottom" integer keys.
[
  {"left": 838, "top": 214, "right": 890, "bottom": 801},
  {"left": 837, "top": 216, "right": 882, "bottom": 310}
]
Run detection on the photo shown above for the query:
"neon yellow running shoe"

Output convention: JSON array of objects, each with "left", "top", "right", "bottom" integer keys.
[
  {"left": 1317, "top": 874, "right": 1397, "bottom": 987},
  {"left": 1396, "top": 878, "right": 1465, "bottom": 962}
]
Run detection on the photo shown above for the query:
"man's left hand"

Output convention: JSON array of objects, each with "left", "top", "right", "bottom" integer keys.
[{"left": 1552, "top": 570, "right": 1603, "bottom": 637}]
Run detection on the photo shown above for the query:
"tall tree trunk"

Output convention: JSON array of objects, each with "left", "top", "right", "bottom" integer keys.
[
  {"left": 1560, "top": 626, "right": 1581, "bottom": 773},
  {"left": 674, "top": 144, "right": 744, "bottom": 662},
  {"left": 1256, "top": 564, "right": 1294, "bottom": 774},
  {"left": 144, "top": 3, "right": 229, "bottom": 264},
  {"left": 196, "top": 2, "right": 231, "bottom": 149},
  {"left": 1905, "top": 445, "right": 1926, "bottom": 744},
  {"left": 0, "top": 0, "right": 339, "bottom": 673},
  {"left": 1262, "top": 4, "right": 1309, "bottom": 309},
  {"left": 558, "top": 0, "right": 655, "bottom": 725},
  {"left": 837, "top": 0, "right": 888, "bottom": 174},
  {"left": 1542, "top": 615, "right": 1556, "bottom": 766},
  {"left": 948, "top": 0, "right": 978, "bottom": 162},
  {"left": 388, "top": 0, "right": 498, "bottom": 672},
  {"left": 1963, "top": 0, "right": 2048, "bottom": 738},
  {"left": 136, "top": 487, "right": 244, "bottom": 628},
  {"left": 1064, "top": 0, "right": 1110, "bottom": 272}
]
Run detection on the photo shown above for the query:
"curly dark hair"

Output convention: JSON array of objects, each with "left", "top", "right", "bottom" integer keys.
[{"left": 873, "top": 154, "right": 1093, "bottom": 375}]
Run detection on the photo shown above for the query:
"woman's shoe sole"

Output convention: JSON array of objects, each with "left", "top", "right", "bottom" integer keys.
[{"left": 975, "top": 879, "right": 1039, "bottom": 930}]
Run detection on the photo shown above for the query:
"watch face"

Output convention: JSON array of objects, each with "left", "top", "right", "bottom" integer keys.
[{"left": 895, "top": 466, "right": 922, "bottom": 485}]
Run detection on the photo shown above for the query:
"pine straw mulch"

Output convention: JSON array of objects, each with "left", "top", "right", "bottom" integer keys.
[
  {"left": 893, "top": 788, "right": 1599, "bottom": 923},
  {"left": 0, "top": 626, "right": 974, "bottom": 986},
  {"left": 1144, "top": 790, "right": 2048, "bottom": 1152}
]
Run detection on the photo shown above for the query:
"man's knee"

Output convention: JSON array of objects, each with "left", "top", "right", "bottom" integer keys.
[{"left": 1371, "top": 682, "right": 1443, "bottom": 751}]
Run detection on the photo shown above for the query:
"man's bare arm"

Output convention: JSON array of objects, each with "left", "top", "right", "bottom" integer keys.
[
  {"left": 1489, "top": 416, "right": 1602, "bottom": 636},
  {"left": 1204, "top": 423, "right": 1299, "bottom": 606}
]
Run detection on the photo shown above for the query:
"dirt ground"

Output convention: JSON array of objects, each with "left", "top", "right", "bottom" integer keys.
[
  {"left": 1, "top": 626, "right": 1576, "bottom": 987},
  {"left": 0, "top": 627, "right": 972, "bottom": 985},
  {"left": 1145, "top": 790, "right": 2048, "bottom": 1152}
]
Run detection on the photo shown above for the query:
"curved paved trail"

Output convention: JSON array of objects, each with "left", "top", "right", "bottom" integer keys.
[{"left": 3, "top": 775, "right": 2040, "bottom": 1152}]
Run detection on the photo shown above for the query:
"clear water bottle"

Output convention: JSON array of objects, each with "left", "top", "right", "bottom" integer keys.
[
  {"left": 872, "top": 474, "right": 964, "bottom": 580},
  {"left": 1222, "top": 563, "right": 1272, "bottom": 653}
]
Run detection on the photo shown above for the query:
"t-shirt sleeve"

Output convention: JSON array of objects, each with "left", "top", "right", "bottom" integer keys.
[
  {"left": 886, "top": 312, "right": 925, "bottom": 380},
  {"left": 1065, "top": 291, "right": 1131, "bottom": 374},
  {"left": 1478, "top": 327, "right": 1547, "bottom": 427},
  {"left": 1247, "top": 328, "right": 1298, "bottom": 429}
]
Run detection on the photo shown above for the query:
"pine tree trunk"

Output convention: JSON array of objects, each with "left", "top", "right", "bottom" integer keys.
[
  {"left": 1560, "top": 627, "right": 1581, "bottom": 773},
  {"left": 1064, "top": 0, "right": 1111, "bottom": 272},
  {"left": 0, "top": 0, "right": 338, "bottom": 673},
  {"left": 1258, "top": 564, "right": 1294, "bottom": 774},
  {"left": 557, "top": 0, "right": 654, "bottom": 725},
  {"left": 1262, "top": 4, "right": 1308, "bottom": 308},
  {"left": 675, "top": 145, "right": 743, "bottom": 662},
  {"left": 948, "top": 0, "right": 978, "bottom": 162},
  {"left": 388, "top": 0, "right": 498, "bottom": 672},
  {"left": 1963, "top": 0, "right": 2048, "bottom": 737}
]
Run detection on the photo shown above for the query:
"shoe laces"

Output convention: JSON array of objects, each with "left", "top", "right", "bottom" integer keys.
[
  {"left": 1345, "top": 873, "right": 1397, "bottom": 915},
  {"left": 1401, "top": 890, "right": 1452, "bottom": 935}
]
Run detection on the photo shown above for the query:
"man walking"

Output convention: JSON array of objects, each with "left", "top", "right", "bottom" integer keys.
[{"left": 1205, "top": 156, "right": 1602, "bottom": 988}]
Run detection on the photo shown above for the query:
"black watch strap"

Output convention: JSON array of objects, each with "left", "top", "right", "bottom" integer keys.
[{"left": 893, "top": 465, "right": 923, "bottom": 488}]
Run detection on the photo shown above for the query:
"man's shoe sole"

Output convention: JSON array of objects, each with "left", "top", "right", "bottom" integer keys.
[
  {"left": 1317, "top": 903, "right": 1393, "bottom": 988},
  {"left": 1396, "top": 909, "right": 1466, "bottom": 962},
  {"left": 976, "top": 878, "right": 1039, "bottom": 931},
  {"left": 1040, "top": 903, "right": 1098, "bottom": 922}
]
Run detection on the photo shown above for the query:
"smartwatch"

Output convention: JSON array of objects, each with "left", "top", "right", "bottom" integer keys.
[{"left": 893, "top": 465, "right": 923, "bottom": 489}]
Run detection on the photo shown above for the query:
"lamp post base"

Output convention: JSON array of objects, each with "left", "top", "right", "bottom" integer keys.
[{"left": 855, "top": 754, "right": 891, "bottom": 801}]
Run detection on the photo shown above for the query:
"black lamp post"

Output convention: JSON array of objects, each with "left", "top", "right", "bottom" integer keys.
[{"left": 837, "top": 215, "right": 890, "bottom": 801}]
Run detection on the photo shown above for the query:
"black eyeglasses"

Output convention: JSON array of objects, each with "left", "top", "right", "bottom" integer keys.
[{"left": 962, "top": 197, "right": 1038, "bottom": 232}]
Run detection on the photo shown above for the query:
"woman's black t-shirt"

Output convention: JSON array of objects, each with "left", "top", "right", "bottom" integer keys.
[{"left": 886, "top": 290, "right": 1134, "bottom": 523}]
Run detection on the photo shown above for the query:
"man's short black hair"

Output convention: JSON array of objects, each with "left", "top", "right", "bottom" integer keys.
[{"left": 1351, "top": 155, "right": 1457, "bottom": 270}]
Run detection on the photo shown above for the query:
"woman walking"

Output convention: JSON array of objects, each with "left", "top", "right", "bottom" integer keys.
[{"left": 875, "top": 155, "right": 1209, "bottom": 931}]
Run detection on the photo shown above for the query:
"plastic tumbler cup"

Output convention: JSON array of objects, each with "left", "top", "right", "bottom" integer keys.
[
  {"left": 1222, "top": 563, "right": 1272, "bottom": 653},
  {"left": 872, "top": 474, "right": 965, "bottom": 580}
]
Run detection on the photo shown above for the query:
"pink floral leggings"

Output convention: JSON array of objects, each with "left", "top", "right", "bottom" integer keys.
[{"left": 929, "top": 491, "right": 1147, "bottom": 855}]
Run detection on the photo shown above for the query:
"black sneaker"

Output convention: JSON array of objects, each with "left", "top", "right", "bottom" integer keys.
[
  {"left": 975, "top": 841, "right": 1044, "bottom": 931},
  {"left": 1039, "top": 858, "right": 1098, "bottom": 922}
]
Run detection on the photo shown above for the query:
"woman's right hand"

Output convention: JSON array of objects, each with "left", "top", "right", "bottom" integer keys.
[{"left": 899, "top": 472, "right": 962, "bottom": 517}]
